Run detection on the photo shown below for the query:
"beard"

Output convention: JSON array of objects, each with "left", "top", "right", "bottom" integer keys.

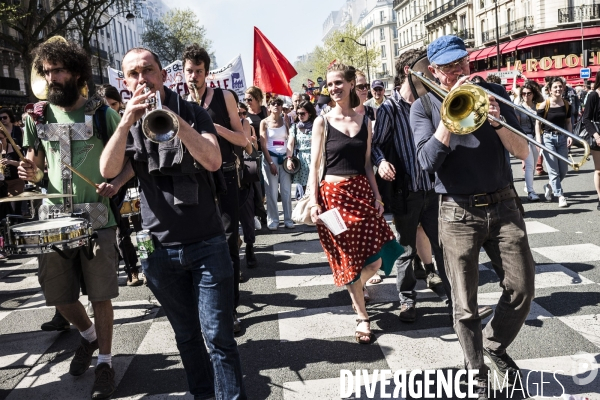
[{"left": 47, "top": 77, "right": 81, "bottom": 107}]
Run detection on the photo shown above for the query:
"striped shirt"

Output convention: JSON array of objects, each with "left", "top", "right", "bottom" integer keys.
[{"left": 371, "top": 90, "right": 434, "bottom": 193}]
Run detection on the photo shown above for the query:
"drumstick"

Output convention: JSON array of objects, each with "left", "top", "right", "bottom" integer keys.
[
  {"left": 60, "top": 161, "right": 98, "bottom": 189},
  {"left": 4, "top": 134, "right": 24, "bottom": 161}
]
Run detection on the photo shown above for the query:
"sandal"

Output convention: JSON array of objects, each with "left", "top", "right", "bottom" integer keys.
[
  {"left": 355, "top": 318, "right": 373, "bottom": 344},
  {"left": 368, "top": 275, "right": 383, "bottom": 284}
]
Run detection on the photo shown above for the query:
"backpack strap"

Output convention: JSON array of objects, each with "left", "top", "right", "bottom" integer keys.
[
  {"left": 421, "top": 93, "right": 433, "bottom": 121},
  {"left": 93, "top": 105, "right": 110, "bottom": 146}
]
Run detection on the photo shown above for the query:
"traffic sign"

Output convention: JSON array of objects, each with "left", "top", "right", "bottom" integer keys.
[{"left": 580, "top": 68, "right": 591, "bottom": 79}]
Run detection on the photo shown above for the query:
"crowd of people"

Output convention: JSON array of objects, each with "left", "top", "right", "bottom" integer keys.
[{"left": 0, "top": 33, "right": 598, "bottom": 400}]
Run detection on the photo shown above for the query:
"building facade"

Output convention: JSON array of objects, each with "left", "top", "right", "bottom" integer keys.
[{"left": 358, "top": 0, "right": 399, "bottom": 91}]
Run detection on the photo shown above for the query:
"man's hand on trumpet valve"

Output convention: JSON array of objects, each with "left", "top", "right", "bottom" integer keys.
[{"left": 121, "top": 83, "right": 152, "bottom": 128}]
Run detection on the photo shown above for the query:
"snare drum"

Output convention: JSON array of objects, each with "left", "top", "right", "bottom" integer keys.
[
  {"left": 120, "top": 188, "right": 140, "bottom": 217},
  {"left": 7, "top": 218, "right": 92, "bottom": 255}
]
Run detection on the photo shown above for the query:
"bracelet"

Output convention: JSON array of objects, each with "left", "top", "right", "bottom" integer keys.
[{"left": 375, "top": 199, "right": 384, "bottom": 206}]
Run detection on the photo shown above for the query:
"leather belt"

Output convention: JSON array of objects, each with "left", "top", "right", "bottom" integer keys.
[{"left": 441, "top": 186, "right": 516, "bottom": 207}]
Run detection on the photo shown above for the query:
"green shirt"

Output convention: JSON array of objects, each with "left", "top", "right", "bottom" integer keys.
[{"left": 24, "top": 103, "right": 121, "bottom": 228}]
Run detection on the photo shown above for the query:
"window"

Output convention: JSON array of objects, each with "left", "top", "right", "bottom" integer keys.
[
  {"left": 382, "top": 63, "right": 387, "bottom": 74},
  {"left": 394, "top": 43, "right": 399, "bottom": 57},
  {"left": 381, "top": 45, "right": 387, "bottom": 58},
  {"left": 118, "top": 23, "right": 125, "bottom": 56},
  {"left": 392, "top": 11, "right": 397, "bottom": 21},
  {"left": 394, "top": 28, "right": 398, "bottom": 39},
  {"left": 380, "top": 28, "right": 385, "bottom": 40},
  {"left": 380, "top": 10, "right": 385, "bottom": 23},
  {"left": 460, "top": 14, "right": 466, "bottom": 31},
  {"left": 112, "top": 20, "right": 118, "bottom": 53}
]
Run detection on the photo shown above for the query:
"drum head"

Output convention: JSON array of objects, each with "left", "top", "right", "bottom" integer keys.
[
  {"left": 283, "top": 156, "right": 301, "bottom": 175},
  {"left": 12, "top": 218, "right": 86, "bottom": 232},
  {"left": 408, "top": 55, "right": 436, "bottom": 100}
]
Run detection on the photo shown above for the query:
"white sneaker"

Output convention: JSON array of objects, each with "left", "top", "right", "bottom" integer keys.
[
  {"left": 527, "top": 192, "right": 540, "bottom": 202},
  {"left": 544, "top": 184, "right": 553, "bottom": 201},
  {"left": 254, "top": 216, "right": 262, "bottom": 230},
  {"left": 558, "top": 196, "right": 568, "bottom": 207},
  {"left": 284, "top": 221, "right": 294, "bottom": 229},
  {"left": 523, "top": 185, "right": 528, "bottom": 194},
  {"left": 268, "top": 223, "right": 278, "bottom": 231},
  {"left": 86, "top": 302, "right": 94, "bottom": 318}
]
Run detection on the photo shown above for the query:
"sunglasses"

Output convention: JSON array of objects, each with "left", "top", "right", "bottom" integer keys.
[
  {"left": 271, "top": 102, "right": 283, "bottom": 107},
  {"left": 356, "top": 84, "right": 369, "bottom": 91},
  {"left": 522, "top": 92, "right": 533, "bottom": 96},
  {"left": 244, "top": 97, "right": 253, "bottom": 102},
  {"left": 239, "top": 111, "right": 247, "bottom": 117},
  {"left": 297, "top": 111, "right": 307, "bottom": 117},
  {"left": 0, "top": 116, "right": 8, "bottom": 120}
]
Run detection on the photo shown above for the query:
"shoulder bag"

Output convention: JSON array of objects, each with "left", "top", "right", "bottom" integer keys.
[
  {"left": 574, "top": 91, "right": 600, "bottom": 150},
  {"left": 292, "top": 116, "right": 328, "bottom": 225}
]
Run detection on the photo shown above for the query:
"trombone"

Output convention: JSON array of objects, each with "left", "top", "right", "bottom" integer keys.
[{"left": 408, "top": 70, "right": 591, "bottom": 171}]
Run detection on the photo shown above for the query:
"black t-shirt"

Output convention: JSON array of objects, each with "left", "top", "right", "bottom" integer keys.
[
  {"left": 537, "top": 103, "right": 569, "bottom": 131},
  {"left": 247, "top": 106, "right": 268, "bottom": 151},
  {"left": 204, "top": 88, "right": 241, "bottom": 164},
  {"left": 126, "top": 87, "right": 224, "bottom": 246}
]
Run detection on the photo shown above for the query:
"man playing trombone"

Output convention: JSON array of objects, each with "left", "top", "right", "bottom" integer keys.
[{"left": 410, "top": 35, "right": 535, "bottom": 399}]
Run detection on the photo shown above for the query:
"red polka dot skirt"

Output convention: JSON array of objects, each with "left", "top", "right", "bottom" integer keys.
[{"left": 317, "top": 175, "right": 401, "bottom": 287}]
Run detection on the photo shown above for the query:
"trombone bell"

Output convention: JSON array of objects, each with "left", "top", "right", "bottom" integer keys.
[{"left": 442, "top": 84, "right": 490, "bottom": 135}]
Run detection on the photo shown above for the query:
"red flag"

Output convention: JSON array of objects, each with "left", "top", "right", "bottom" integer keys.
[{"left": 253, "top": 27, "right": 297, "bottom": 96}]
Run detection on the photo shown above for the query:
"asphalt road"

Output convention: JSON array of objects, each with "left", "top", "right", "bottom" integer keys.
[{"left": 0, "top": 148, "right": 599, "bottom": 400}]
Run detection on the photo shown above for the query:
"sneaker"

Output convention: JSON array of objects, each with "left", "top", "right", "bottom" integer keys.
[
  {"left": 398, "top": 303, "right": 417, "bottom": 322},
  {"left": 87, "top": 303, "right": 94, "bottom": 318},
  {"left": 284, "top": 221, "right": 294, "bottom": 229},
  {"left": 91, "top": 362, "right": 115, "bottom": 399},
  {"left": 558, "top": 196, "right": 568, "bottom": 207},
  {"left": 69, "top": 338, "right": 99, "bottom": 376},
  {"left": 474, "top": 378, "right": 489, "bottom": 400},
  {"left": 268, "top": 223, "right": 278, "bottom": 231},
  {"left": 483, "top": 348, "right": 521, "bottom": 384},
  {"left": 254, "top": 216, "right": 262, "bottom": 230},
  {"left": 535, "top": 170, "right": 548, "bottom": 176},
  {"left": 127, "top": 271, "right": 143, "bottom": 287},
  {"left": 597, "top": 201, "right": 600, "bottom": 211},
  {"left": 523, "top": 185, "right": 528, "bottom": 194},
  {"left": 426, "top": 272, "right": 443, "bottom": 288},
  {"left": 544, "top": 184, "right": 553, "bottom": 201},
  {"left": 0, "top": 250, "right": 7, "bottom": 260},
  {"left": 413, "top": 256, "right": 427, "bottom": 280},
  {"left": 239, "top": 270, "right": 247, "bottom": 283},
  {"left": 245, "top": 243, "right": 257, "bottom": 268},
  {"left": 527, "top": 192, "right": 540, "bottom": 202},
  {"left": 41, "top": 309, "right": 70, "bottom": 332},
  {"left": 233, "top": 314, "right": 242, "bottom": 334}
]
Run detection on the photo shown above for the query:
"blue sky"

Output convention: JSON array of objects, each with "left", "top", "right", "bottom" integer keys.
[{"left": 168, "top": 0, "right": 347, "bottom": 77}]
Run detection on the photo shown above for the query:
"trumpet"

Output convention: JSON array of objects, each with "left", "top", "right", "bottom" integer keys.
[
  {"left": 141, "top": 87, "right": 180, "bottom": 143},
  {"left": 189, "top": 82, "right": 201, "bottom": 105},
  {"left": 408, "top": 69, "right": 591, "bottom": 171}
]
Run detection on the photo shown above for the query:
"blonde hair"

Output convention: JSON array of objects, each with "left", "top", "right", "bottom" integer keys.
[{"left": 245, "top": 86, "right": 264, "bottom": 104}]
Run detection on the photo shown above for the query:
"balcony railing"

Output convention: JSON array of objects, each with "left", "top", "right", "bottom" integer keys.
[
  {"left": 91, "top": 46, "right": 109, "bottom": 60},
  {"left": 558, "top": 4, "right": 600, "bottom": 23},
  {"left": 455, "top": 28, "right": 474, "bottom": 41},
  {"left": 482, "top": 16, "right": 533, "bottom": 43},
  {"left": 376, "top": 71, "right": 392, "bottom": 79},
  {"left": 393, "top": 0, "right": 404, "bottom": 9},
  {"left": 424, "top": 0, "right": 466, "bottom": 23},
  {"left": 364, "top": 21, "right": 374, "bottom": 31}
]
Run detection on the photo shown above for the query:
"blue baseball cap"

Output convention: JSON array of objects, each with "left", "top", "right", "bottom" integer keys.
[{"left": 427, "top": 35, "right": 469, "bottom": 66}]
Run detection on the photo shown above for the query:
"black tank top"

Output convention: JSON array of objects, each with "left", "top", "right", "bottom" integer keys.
[
  {"left": 204, "top": 88, "right": 242, "bottom": 164},
  {"left": 324, "top": 117, "right": 368, "bottom": 176}
]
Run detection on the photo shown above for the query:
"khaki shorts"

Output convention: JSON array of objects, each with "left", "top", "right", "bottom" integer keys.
[{"left": 38, "top": 227, "right": 119, "bottom": 306}]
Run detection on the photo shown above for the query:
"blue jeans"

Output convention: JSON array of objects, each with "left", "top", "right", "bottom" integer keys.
[
  {"left": 141, "top": 235, "right": 246, "bottom": 400},
  {"left": 542, "top": 132, "right": 569, "bottom": 196}
]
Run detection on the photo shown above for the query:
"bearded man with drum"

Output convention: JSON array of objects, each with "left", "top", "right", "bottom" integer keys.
[
  {"left": 100, "top": 47, "right": 246, "bottom": 400},
  {"left": 410, "top": 35, "right": 534, "bottom": 399},
  {"left": 18, "top": 38, "right": 132, "bottom": 399}
]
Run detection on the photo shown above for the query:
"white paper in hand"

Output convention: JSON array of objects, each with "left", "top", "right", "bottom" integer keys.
[{"left": 318, "top": 207, "right": 348, "bottom": 236}]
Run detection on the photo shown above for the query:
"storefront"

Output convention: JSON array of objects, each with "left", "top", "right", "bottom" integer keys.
[{"left": 468, "top": 27, "right": 600, "bottom": 88}]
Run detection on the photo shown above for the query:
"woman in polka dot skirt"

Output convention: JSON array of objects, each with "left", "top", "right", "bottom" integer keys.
[{"left": 308, "top": 63, "right": 403, "bottom": 345}]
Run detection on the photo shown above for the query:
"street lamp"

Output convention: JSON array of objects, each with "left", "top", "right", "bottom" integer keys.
[
  {"left": 339, "top": 37, "right": 371, "bottom": 83},
  {"left": 494, "top": 0, "right": 501, "bottom": 71}
]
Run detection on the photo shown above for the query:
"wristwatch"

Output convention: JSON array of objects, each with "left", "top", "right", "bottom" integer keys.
[
  {"left": 269, "top": 161, "right": 274, "bottom": 165},
  {"left": 492, "top": 115, "right": 506, "bottom": 130}
]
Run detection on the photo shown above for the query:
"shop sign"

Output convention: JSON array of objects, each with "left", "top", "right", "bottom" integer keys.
[{"left": 507, "top": 52, "right": 597, "bottom": 72}]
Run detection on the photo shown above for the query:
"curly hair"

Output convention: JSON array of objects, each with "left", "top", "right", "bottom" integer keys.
[
  {"left": 182, "top": 43, "right": 211, "bottom": 71},
  {"left": 395, "top": 49, "right": 425, "bottom": 87},
  {"left": 32, "top": 38, "right": 91, "bottom": 89},
  {"left": 486, "top": 74, "right": 502, "bottom": 84}
]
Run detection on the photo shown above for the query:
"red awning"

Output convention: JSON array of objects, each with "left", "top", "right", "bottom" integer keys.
[
  {"left": 469, "top": 49, "right": 484, "bottom": 62},
  {"left": 501, "top": 38, "right": 526, "bottom": 54},
  {"left": 474, "top": 42, "right": 511, "bottom": 61},
  {"left": 514, "top": 27, "right": 600, "bottom": 50}
]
